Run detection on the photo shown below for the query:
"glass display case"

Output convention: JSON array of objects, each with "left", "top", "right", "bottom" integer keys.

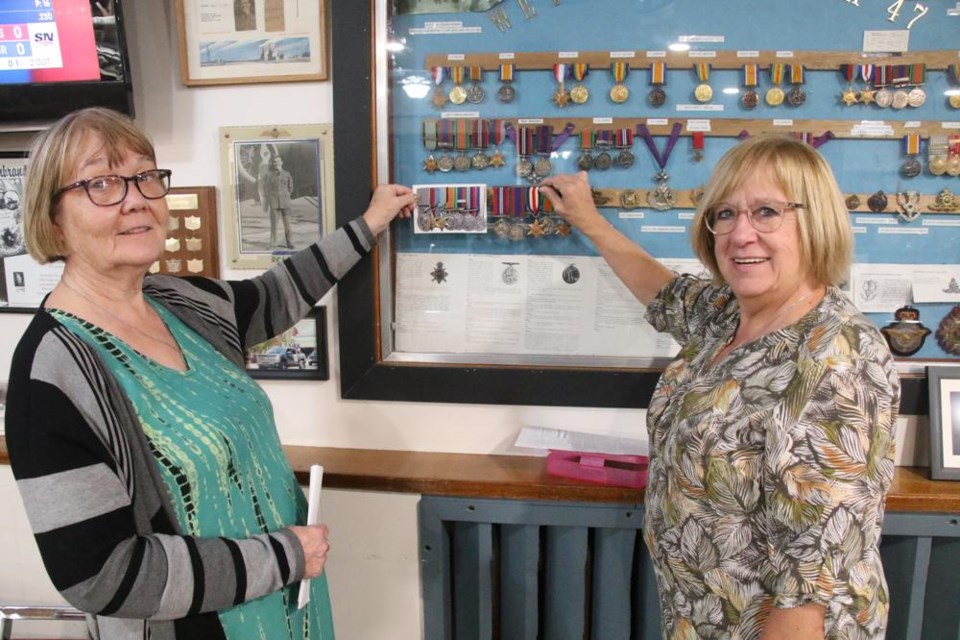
[{"left": 331, "top": 0, "right": 960, "bottom": 410}]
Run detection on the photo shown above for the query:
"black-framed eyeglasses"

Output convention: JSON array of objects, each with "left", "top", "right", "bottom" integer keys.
[
  {"left": 704, "top": 200, "right": 804, "bottom": 236},
  {"left": 53, "top": 169, "right": 172, "bottom": 207}
]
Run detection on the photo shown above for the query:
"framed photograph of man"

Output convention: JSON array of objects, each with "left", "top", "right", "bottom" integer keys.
[
  {"left": 928, "top": 366, "right": 960, "bottom": 481},
  {"left": 220, "top": 124, "right": 335, "bottom": 269},
  {"left": 245, "top": 307, "right": 328, "bottom": 380},
  {"left": 175, "top": 0, "right": 328, "bottom": 85}
]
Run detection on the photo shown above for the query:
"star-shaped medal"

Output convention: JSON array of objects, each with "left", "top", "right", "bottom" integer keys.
[
  {"left": 859, "top": 88, "right": 876, "bottom": 105},
  {"left": 841, "top": 87, "right": 859, "bottom": 107},
  {"left": 552, "top": 88, "right": 570, "bottom": 108},
  {"left": 489, "top": 150, "right": 505, "bottom": 168},
  {"left": 527, "top": 218, "right": 547, "bottom": 238},
  {"left": 555, "top": 222, "right": 572, "bottom": 236},
  {"left": 423, "top": 155, "right": 439, "bottom": 173}
]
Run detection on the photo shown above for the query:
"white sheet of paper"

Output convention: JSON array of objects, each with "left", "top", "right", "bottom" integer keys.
[{"left": 297, "top": 464, "right": 323, "bottom": 610}]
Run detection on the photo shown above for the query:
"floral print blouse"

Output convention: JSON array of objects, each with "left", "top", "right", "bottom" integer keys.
[{"left": 643, "top": 275, "right": 900, "bottom": 640}]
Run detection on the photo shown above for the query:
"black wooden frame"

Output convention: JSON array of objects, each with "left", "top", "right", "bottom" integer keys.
[{"left": 329, "top": 0, "right": 924, "bottom": 413}]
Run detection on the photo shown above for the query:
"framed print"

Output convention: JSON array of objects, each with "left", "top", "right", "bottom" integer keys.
[
  {"left": 246, "top": 307, "right": 329, "bottom": 380},
  {"left": 220, "top": 124, "right": 335, "bottom": 269},
  {"left": 0, "top": 152, "right": 65, "bottom": 313},
  {"left": 175, "top": 0, "right": 328, "bottom": 86},
  {"left": 928, "top": 366, "right": 960, "bottom": 481}
]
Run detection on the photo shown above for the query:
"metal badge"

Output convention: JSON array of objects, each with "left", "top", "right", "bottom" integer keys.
[
  {"left": 845, "top": 194, "right": 861, "bottom": 210},
  {"left": 647, "top": 170, "right": 675, "bottom": 211},
  {"left": 881, "top": 305, "right": 931, "bottom": 357},
  {"left": 647, "top": 86, "right": 666, "bottom": 107},
  {"left": 896, "top": 190, "right": 921, "bottom": 222},
  {"left": 185, "top": 216, "right": 202, "bottom": 230},
  {"left": 619, "top": 189, "right": 641, "bottom": 209},
  {"left": 185, "top": 237, "right": 202, "bottom": 252},
  {"left": 936, "top": 305, "right": 960, "bottom": 356},
  {"left": 741, "top": 89, "right": 759, "bottom": 109},
  {"left": 929, "top": 189, "right": 960, "bottom": 212},
  {"left": 786, "top": 86, "right": 806, "bottom": 106},
  {"left": 867, "top": 190, "right": 888, "bottom": 212},
  {"left": 187, "top": 259, "right": 204, "bottom": 274},
  {"left": 165, "top": 238, "right": 181, "bottom": 253}
]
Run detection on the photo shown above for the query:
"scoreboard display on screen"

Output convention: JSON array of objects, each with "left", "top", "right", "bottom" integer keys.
[{"left": 0, "top": 0, "right": 99, "bottom": 83}]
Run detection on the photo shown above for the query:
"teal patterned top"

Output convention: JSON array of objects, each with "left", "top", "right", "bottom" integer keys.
[
  {"left": 643, "top": 275, "right": 900, "bottom": 640},
  {"left": 51, "top": 300, "right": 334, "bottom": 640}
]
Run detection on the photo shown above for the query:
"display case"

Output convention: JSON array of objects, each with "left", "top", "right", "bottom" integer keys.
[{"left": 332, "top": 0, "right": 960, "bottom": 410}]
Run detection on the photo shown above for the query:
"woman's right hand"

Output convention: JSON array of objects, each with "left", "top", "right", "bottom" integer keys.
[
  {"left": 538, "top": 172, "right": 607, "bottom": 235},
  {"left": 290, "top": 524, "right": 331, "bottom": 579}
]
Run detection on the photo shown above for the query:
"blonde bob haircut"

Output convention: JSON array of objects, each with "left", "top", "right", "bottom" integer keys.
[
  {"left": 689, "top": 134, "right": 852, "bottom": 288},
  {"left": 23, "top": 107, "right": 158, "bottom": 264}
]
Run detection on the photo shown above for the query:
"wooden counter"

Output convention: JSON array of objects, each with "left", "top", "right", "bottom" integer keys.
[{"left": 3, "top": 437, "right": 959, "bottom": 513}]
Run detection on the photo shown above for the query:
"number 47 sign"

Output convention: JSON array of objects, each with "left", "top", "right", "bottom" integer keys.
[{"left": 843, "top": 0, "right": 931, "bottom": 29}]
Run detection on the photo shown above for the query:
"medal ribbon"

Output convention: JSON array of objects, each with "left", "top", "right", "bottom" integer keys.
[
  {"left": 472, "top": 119, "right": 488, "bottom": 149},
  {"left": 892, "top": 65, "right": 909, "bottom": 86},
  {"left": 467, "top": 186, "right": 481, "bottom": 214},
  {"left": 552, "top": 122, "right": 576, "bottom": 150},
  {"left": 616, "top": 128, "right": 634, "bottom": 149},
  {"left": 692, "top": 131, "right": 705, "bottom": 154},
  {"left": 438, "top": 119, "right": 453, "bottom": 149},
  {"left": 635, "top": 122, "right": 683, "bottom": 171},
  {"left": 445, "top": 187, "right": 456, "bottom": 213},
  {"left": 517, "top": 126, "right": 534, "bottom": 157},
  {"left": 694, "top": 63, "right": 711, "bottom": 83},
  {"left": 451, "top": 66, "right": 465, "bottom": 86},
  {"left": 572, "top": 63, "right": 589, "bottom": 82},
  {"left": 527, "top": 187, "right": 542, "bottom": 215},
  {"left": 743, "top": 64, "right": 758, "bottom": 88},
  {"left": 455, "top": 119, "right": 469, "bottom": 152},
  {"left": 793, "top": 132, "right": 812, "bottom": 145},
  {"left": 860, "top": 64, "right": 874, "bottom": 84},
  {"left": 790, "top": 64, "right": 804, "bottom": 85},
  {"left": 770, "top": 63, "right": 784, "bottom": 86},
  {"left": 875, "top": 65, "right": 890, "bottom": 88},
  {"left": 469, "top": 65, "right": 484, "bottom": 83},
  {"left": 422, "top": 119, "right": 438, "bottom": 150},
  {"left": 812, "top": 130, "right": 835, "bottom": 149},
  {"left": 611, "top": 61, "right": 629, "bottom": 83},
  {"left": 903, "top": 134, "right": 921, "bottom": 156},
  {"left": 580, "top": 129, "right": 594, "bottom": 150},
  {"left": 499, "top": 63, "right": 514, "bottom": 83},
  {"left": 950, "top": 64, "right": 960, "bottom": 86},
  {"left": 595, "top": 129, "right": 613, "bottom": 148},
  {"left": 512, "top": 186, "right": 525, "bottom": 218},
  {"left": 534, "top": 125, "right": 553, "bottom": 155},
  {"left": 553, "top": 63, "right": 569, "bottom": 84},
  {"left": 431, "top": 66, "right": 447, "bottom": 86},
  {"left": 492, "top": 187, "right": 506, "bottom": 217},
  {"left": 948, "top": 135, "right": 960, "bottom": 158},
  {"left": 839, "top": 64, "right": 855, "bottom": 83},
  {"left": 650, "top": 61, "right": 666, "bottom": 86},
  {"left": 491, "top": 119, "right": 506, "bottom": 146},
  {"left": 910, "top": 64, "right": 925, "bottom": 86},
  {"left": 428, "top": 187, "right": 439, "bottom": 214}
]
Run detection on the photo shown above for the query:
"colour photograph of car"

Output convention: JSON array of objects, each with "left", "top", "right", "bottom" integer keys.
[{"left": 256, "top": 345, "right": 306, "bottom": 370}]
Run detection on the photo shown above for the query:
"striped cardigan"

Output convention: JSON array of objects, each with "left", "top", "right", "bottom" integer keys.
[{"left": 5, "top": 219, "right": 374, "bottom": 640}]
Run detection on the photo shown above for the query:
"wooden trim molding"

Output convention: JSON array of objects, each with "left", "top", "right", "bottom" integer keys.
[{"left": 2, "top": 437, "right": 956, "bottom": 513}]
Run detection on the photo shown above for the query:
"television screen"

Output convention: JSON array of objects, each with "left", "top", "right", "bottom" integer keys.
[{"left": 0, "top": 0, "right": 133, "bottom": 125}]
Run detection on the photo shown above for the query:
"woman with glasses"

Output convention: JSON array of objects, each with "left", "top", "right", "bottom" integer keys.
[
  {"left": 540, "top": 135, "right": 899, "bottom": 640},
  {"left": 5, "top": 107, "right": 415, "bottom": 640}
]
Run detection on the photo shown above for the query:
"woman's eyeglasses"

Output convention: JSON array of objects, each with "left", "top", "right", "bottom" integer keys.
[
  {"left": 704, "top": 201, "right": 804, "bottom": 235},
  {"left": 53, "top": 169, "right": 172, "bottom": 207}
]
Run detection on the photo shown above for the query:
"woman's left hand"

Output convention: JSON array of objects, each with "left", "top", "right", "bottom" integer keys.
[{"left": 362, "top": 184, "right": 417, "bottom": 236}]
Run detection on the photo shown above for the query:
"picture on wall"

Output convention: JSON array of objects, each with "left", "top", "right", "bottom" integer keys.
[
  {"left": 220, "top": 124, "right": 335, "bottom": 269},
  {"left": 0, "top": 152, "right": 65, "bottom": 311},
  {"left": 245, "top": 307, "right": 328, "bottom": 380},
  {"left": 928, "top": 366, "right": 960, "bottom": 481},
  {"left": 176, "top": 0, "right": 328, "bottom": 85}
]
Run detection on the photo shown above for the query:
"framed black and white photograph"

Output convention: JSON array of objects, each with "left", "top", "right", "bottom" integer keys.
[
  {"left": 0, "top": 151, "right": 65, "bottom": 312},
  {"left": 245, "top": 307, "right": 328, "bottom": 380},
  {"left": 928, "top": 366, "right": 960, "bottom": 481},
  {"left": 220, "top": 124, "right": 335, "bottom": 269}
]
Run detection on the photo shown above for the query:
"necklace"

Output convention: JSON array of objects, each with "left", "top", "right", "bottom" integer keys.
[
  {"left": 59, "top": 277, "right": 182, "bottom": 355},
  {"left": 737, "top": 288, "right": 821, "bottom": 346}
]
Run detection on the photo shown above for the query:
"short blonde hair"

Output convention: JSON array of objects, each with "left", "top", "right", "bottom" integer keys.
[
  {"left": 690, "top": 135, "right": 852, "bottom": 287},
  {"left": 23, "top": 107, "right": 157, "bottom": 263}
]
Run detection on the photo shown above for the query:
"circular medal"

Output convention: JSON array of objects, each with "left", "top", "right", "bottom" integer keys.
[
  {"left": 950, "top": 94, "right": 960, "bottom": 109},
  {"left": 647, "top": 87, "right": 666, "bottom": 107},
  {"left": 507, "top": 222, "right": 527, "bottom": 242},
  {"left": 471, "top": 152, "right": 490, "bottom": 170},
  {"left": 936, "top": 306, "right": 960, "bottom": 356},
  {"left": 493, "top": 219, "right": 510, "bottom": 238},
  {"left": 900, "top": 157, "right": 922, "bottom": 178},
  {"left": 874, "top": 88, "right": 893, "bottom": 108},
  {"left": 609, "top": 83, "right": 629, "bottom": 103},
  {"left": 453, "top": 154, "right": 471, "bottom": 172},
  {"left": 437, "top": 155, "right": 455, "bottom": 173},
  {"left": 929, "top": 154, "right": 948, "bottom": 175},
  {"left": 517, "top": 158, "right": 534, "bottom": 178},
  {"left": 741, "top": 89, "right": 759, "bottom": 110},
  {"left": 694, "top": 83, "right": 713, "bottom": 102},
  {"left": 496, "top": 84, "right": 516, "bottom": 103},
  {"left": 534, "top": 157, "right": 553, "bottom": 177},
  {"left": 576, "top": 152, "right": 594, "bottom": 171},
  {"left": 867, "top": 190, "right": 888, "bottom": 212},
  {"left": 892, "top": 89, "right": 910, "bottom": 109},
  {"left": 417, "top": 212, "right": 434, "bottom": 232},
  {"left": 446, "top": 213, "right": 463, "bottom": 231},
  {"left": 448, "top": 85, "right": 467, "bottom": 105},
  {"left": 845, "top": 194, "right": 861, "bottom": 210},
  {"left": 907, "top": 87, "right": 926, "bottom": 108},
  {"left": 616, "top": 149, "right": 635, "bottom": 169},
  {"left": 465, "top": 84, "right": 485, "bottom": 104},
  {"left": 538, "top": 216, "right": 557, "bottom": 236},
  {"left": 569, "top": 85, "right": 589, "bottom": 104},
  {"left": 947, "top": 155, "right": 960, "bottom": 177},
  {"left": 562, "top": 264, "right": 581, "bottom": 285},
  {"left": 593, "top": 151, "right": 613, "bottom": 171},
  {"left": 786, "top": 86, "right": 806, "bottom": 107},
  {"left": 765, "top": 87, "right": 785, "bottom": 107}
]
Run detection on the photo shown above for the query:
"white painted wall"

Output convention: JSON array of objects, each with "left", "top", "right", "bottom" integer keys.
[{"left": 0, "top": 2, "right": 926, "bottom": 638}]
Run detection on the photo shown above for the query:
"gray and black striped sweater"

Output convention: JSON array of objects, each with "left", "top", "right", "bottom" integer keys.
[{"left": 5, "top": 218, "right": 374, "bottom": 640}]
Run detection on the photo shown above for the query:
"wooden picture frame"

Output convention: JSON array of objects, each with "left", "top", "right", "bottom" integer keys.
[
  {"left": 153, "top": 186, "right": 221, "bottom": 279},
  {"left": 246, "top": 307, "right": 329, "bottom": 380},
  {"left": 928, "top": 366, "right": 960, "bottom": 481},
  {"left": 220, "top": 124, "right": 335, "bottom": 269},
  {"left": 175, "top": 0, "right": 328, "bottom": 86}
]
